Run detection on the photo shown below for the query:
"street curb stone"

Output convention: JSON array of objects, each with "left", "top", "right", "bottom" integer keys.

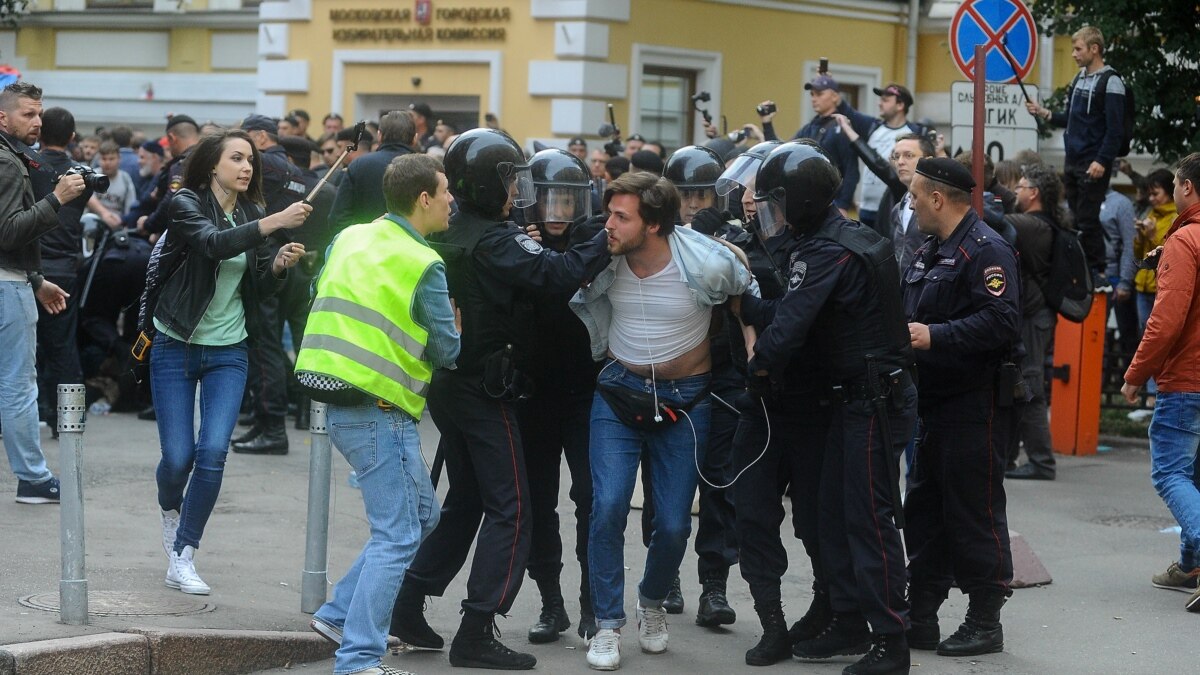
[{"left": 0, "top": 633, "right": 147, "bottom": 675}]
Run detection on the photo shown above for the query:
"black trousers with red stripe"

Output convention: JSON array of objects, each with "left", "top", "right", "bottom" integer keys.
[
  {"left": 401, "top": 369, "right": 531, "bottom": 616},
  {"left": 904, "top": 388, "right": 1014, "bottom": 597},
  {"left": 820, "top": 386, "right": 917, "bottom": 634}
]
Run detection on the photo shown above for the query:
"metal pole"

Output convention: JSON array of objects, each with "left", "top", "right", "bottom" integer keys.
[
  {"left": 972, "top": 44, "right": 986, "bottom": 216},
  {"left": 905, "top": 0, "right": 920, "bottom": 89},
  {"left": 301, "top": 401, "right": 331, "bottom": 614},
  {"left": 57, "top": 384, "right": 87, "bottom": 625}
]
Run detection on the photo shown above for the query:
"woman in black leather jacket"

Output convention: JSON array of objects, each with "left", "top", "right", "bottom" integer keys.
[{"left": 151, "top": 129, "right": 311, "bottom": 595}]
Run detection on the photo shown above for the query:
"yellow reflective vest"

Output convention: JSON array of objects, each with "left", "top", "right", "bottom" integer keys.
[{"left": 295, "top": 216, "right": 442, "bottom": 418}]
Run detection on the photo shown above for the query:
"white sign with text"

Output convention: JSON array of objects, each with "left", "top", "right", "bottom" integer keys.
[{"left": 950, "top": 81, "right": 1040, "bottom": 162}]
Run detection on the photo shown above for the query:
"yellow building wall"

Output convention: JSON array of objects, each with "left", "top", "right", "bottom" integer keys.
[
  {"left": 169, "top": 28, "right": 213, "bottom": 73},
  {"left": 15, "top": 27, "right": 56, "bottom": 70}
]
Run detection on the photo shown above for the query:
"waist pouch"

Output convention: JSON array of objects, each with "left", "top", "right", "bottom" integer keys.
[
  {"left": 597, "top": 381, "right": 710, "bottom": 431},
  {"left": 481, "top": 345, "right": 535, "bottom": 402}
]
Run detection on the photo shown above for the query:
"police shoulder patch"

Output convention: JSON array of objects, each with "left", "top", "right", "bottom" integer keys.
[
  {"left": 983, "top": 265, "right": 1006, "bottom": 297},
  {"left": 515, "top": 233, "right": 543, "bottom": 254},
  {"left": 168, "top": 175, "right": 183, "bottom": 192},
  {"left": 788, "top": 259, "right": 808, "bottom": 291}
]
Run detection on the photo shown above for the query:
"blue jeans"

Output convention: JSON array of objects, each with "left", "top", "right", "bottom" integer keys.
[
  {"left": 1149, "top": 392, "right": 1200, "bottom": 571},
  {"left": 588, "top": 361, "right": 710, "bottom": 629},
  {"left": 315, "top": 402, "right": 440, "bottom": 674},
  {"left": 151, "top": 333, "right": 248, "bottom": 552},
  {"left": 0, "top": 281, "right": 53, "bottom": 484}
]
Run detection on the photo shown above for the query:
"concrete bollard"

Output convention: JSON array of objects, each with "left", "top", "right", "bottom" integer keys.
[
  {"left": 57, "top": 384, "right": 88, "bottom": 625},
  {"left": 301, "top": 401, "right": 331, "bottom": 614}
]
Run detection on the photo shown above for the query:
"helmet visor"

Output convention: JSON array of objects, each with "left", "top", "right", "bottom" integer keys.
[
  {"left": 754, "top": 188, "right": 787, "bottom": 239},
  {"left": 716, "top": 154, "right": 763, "bottom": 197},
  {"left": 534, "top": 185, "right": 591, "bottom": 224},
  {"left": 498, "top": 162, "right": 537, "bottom": 209}
]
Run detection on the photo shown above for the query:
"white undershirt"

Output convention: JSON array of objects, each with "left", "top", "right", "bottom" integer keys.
[
  {"left": 898, "top": 193, "right": 914, "bottom": 233},
  {"left": 862, "top": 123, "right": 911, "bottom": 209},
  {"left": 607, "top": 255, "right": 710, "bottom": 366}
]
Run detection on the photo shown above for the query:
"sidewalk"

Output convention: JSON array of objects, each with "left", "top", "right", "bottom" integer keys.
[{"left": 1, "top": 411, "right": 1193, "bottom": 674}]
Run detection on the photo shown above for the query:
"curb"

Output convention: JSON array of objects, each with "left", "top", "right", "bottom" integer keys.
[{"left": 0, "top": 629, "right": 334, "bottom": 675}]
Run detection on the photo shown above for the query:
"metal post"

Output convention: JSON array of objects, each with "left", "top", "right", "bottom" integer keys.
[
  {"left": 301, "top": 401, "right": 331, "bottom": 614},
  {"left": 57, "top": 384, "right": 88, "bottom": 625},
  {"left": 972, "top": 44, "right": 986, "bottom": 216}
]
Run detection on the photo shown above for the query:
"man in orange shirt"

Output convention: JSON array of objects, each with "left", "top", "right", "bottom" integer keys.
[{"left": 1122, "top": 152, "right": 1200, "bottom": 613}]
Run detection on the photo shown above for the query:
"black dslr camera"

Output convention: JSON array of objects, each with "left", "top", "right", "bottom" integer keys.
[{"left": 55, "top": 165, "right": 109, "bottom": 194}]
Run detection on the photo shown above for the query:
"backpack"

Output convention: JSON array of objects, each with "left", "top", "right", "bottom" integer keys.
[
  {"left": 1067, "top": 68, "right": 1135, "bottom": 157},
  {"left": 1041, "top": 222, "right": 1094, "bottom": 323}
]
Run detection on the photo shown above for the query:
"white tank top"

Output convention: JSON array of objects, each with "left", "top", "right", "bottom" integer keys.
[{"left": 607, "top": 255, "right": 710, "bottom": 366}]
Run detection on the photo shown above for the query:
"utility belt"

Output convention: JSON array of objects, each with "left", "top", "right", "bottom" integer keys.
[
  {"left": 830, "top": 367, "right": 914, "bottom": 408},
  {"left": 919, "top": 362, "right": 1026, "bottom": 407}
]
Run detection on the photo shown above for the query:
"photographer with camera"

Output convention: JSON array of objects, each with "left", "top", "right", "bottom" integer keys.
[{"left": 0, "top": 81, "right": 87, "bottom": 504}]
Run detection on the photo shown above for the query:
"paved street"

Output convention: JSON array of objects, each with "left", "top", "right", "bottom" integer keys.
[{"left": 0, "top": 410, "right": 1192, "bottom": 674}]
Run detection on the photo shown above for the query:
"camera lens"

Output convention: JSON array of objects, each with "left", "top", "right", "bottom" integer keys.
[{"left": 89, "top": 173, "right": 110, "bottom": 194}]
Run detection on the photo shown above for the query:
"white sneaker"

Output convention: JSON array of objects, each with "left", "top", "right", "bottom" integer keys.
[
  {"left": 636, "top": 603, "right": 668, "bottom": 654},
  {"left": 586, "top": 628, "right": 621, "bottom": 670},
  {"left": 165, "top": 545, "right": 210, "bottom": 595},
  {"left": 161, "top": 509, "right": 180, "bottom": 557}
]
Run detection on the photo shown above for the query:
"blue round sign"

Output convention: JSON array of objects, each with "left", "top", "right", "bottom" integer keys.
[{"left": 949, "top": 0, "right": 1038, "bottom": 83}]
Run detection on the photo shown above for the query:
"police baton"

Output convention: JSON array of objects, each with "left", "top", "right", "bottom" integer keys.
[
  {"left": 866, "top": 354, "right": 905, "bottom": 529},
  {"left": 303, "top": 120, "right": 369, "bottom": 206}
]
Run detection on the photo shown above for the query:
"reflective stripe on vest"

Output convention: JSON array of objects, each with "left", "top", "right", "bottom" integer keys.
[{"left": 296, "top": 217, "right": 442, "bottom": 418}]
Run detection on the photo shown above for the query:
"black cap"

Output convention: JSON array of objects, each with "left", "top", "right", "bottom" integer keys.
[
  {"left": 568, "top": 136, "right": 587, "bottom": 148},
  {"left": 165, "top": 114, "right": 198, "bottom": 133},
  {"left": 139, "top": 140, "right": 164, "bottom": 157},
  {"left": 915, "top": 157, "right": 975, "bottom": 192},
  {"left": 626, "top": 133, "right": 646, "bottom": 143},
  {"left": 873, "top": 83, "right": 914, "bottom": 108},
  {"left": 241, "top": 114, "right": 279, "bottom": 135},
  {"left": 804, "top": 74, "right": 839, "bottom": 92},
  {"left": 278, "top": 135, "right": 316, "bottom": 166},
  {"left": 409, "top": 102, "right": 433, "bottom": 119}
]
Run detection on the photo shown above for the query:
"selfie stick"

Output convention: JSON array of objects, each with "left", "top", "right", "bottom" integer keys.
[{"left": 304, "top": 120, "right": 368, "bottom": 205}]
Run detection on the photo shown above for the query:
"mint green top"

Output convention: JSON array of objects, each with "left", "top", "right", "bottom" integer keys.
[{"left": 155, "top": 214, "right": 250, "bottom": 345}]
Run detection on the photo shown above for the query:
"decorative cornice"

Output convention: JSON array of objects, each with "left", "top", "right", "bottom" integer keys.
[{"left": 21, "top": 10, "right": 259, "bottom": 30}]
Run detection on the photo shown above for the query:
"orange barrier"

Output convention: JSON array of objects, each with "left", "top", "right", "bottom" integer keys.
[{"left": 1049, "top": 294, "right": 1109, "bottom": 456}]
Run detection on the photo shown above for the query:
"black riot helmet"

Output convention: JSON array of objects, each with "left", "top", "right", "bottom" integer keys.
[
  {"left": 444, "top": 128, "right": 535, "bottom": 220},
  {"left": 526, "top": 148, "right": 592, "bottom": 226},
  {"left": 753, "top": 141, "right": 841, "bottom": 237},
  {"left": 663, "top": 144, "right": 725, "bottom": 225},
  {"left": 717, "top": 140, "right": 782, "bottom": 197}
]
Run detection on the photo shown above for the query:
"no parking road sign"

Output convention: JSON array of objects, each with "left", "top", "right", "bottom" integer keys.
[{"left": 950, "top": 0, "right": 1038, "bottom": 83}]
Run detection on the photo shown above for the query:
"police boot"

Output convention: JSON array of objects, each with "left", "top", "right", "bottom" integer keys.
[
  {"left": 449, "top": 609, "right": 537, "bottom": 670},
  {"left": 231, "top": 422, "right": 263, "bottom": 445},
  {"left": 578, "top": 589, "right": 598, "bottom": 640},
  {"left": 663, "top": 575, "right": 685, "bottom": 614},
  {"left": 788, "top": 585, "right": 833, "bottom": 644},
  {"left": 936, "top": 588, "right": 1009, "bottom": 657},
  {"left": 843, "top": 632, "right": 910, "bottom": 675},
  {"left": 906, "top": 587, "right": 945, "bottom": 651},
  {"left": 745, "top": 603, "right": 791, "bottom": 666},
  {"left": 389, "top": 584, "right": 444, "bottom": 650},
  {"left": 696, "top": 570, "right": 737, "bottom": 627},
  {"left": 527, "top": 578, "right": 570, "bottom": 644},
  {"left": 231, "top": 421, "right": 288, "bottom": 455},
  {"left": 792, "top": 611, "right": 871, "bottom": 660}
]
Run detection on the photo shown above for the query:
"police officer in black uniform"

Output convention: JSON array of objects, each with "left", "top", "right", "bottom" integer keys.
[
  {"left": 389, "top": 129, "right": 609, "bottom": 670},
  {"left": 231, "top": 114, "right": 308, "bottom": 454},
  {"left": 901, "top": 158, "right": 1020, "bottom": 659},
  {"left": 517, "top": 148, "right": 603, "bottom": 645},
  {"left": 639, "top": 144, "right": 740, "bottom": 625},
  {"left": 140, "top": 115, "right": 200, "bottom": 237},
  {"left": 744, "top": 142, "right": 917, "bottom": 675}
]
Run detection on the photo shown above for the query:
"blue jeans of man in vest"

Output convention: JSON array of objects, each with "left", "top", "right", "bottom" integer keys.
[{"left": 315, "top": 401, "right": 440, "bottom": 674}]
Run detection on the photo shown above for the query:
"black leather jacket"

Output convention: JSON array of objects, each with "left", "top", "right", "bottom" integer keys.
[{"left": 152, "top": 187, "right": 283, "bottom": 342}]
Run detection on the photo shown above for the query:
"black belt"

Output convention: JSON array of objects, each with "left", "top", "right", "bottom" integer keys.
[{"left": 830, "top": 368, "right": 914, "bottom": 404}]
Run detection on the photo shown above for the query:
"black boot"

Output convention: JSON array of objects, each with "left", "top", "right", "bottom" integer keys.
[
  {"left": 137, "top": 405, "right": 157, "bottom": 421},
  {"left": 906, "top": 587, "right": 945, "bottom": 651},
  {"left": 789, "top": 586, "right": 833, "bottom": 645},
  {"left": 792, "top": 611, "right": 871, "bottom": 659},
  {"left": 843, "top": 632, "right": 910, "bottom": 675},
  {"left": 527, "top": 578, "right": 571, "bottom": 644},
  {"left": 237, "top": 411, "right": 256, "bottom": 427},
  {"left": 578, "top": 591, "right": 598, "bottom": 640},
  {"left": 449, "top": 609, "right": 537, "bottom": 670},
  {"left": 389, "top": 584, "right": 444, "bottom": 650},
  {"left": 663, "top": 575, "right": 685, "bottom": 614},
  {"left": 231, "top": 422, "right": 288, "bottom": 455},
  {"left": 936, "top": 589, "right": 1010, "bottom": 657},
  {"left": 294, "top": 397, "right": 311, "bottom": 430},
  {"left": 696, "top": 570, "right": 737, "bottom": 627},
  {"left": 231, "top": 423, "right": 263, "bottom": 445},
  {"left": 745, "top": 603, "right": 791, "bottom": 666}
]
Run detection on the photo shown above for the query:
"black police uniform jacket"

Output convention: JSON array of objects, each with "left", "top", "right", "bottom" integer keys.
[{"left": 902, "top": 210, "right": 1021, "bottom": 398}]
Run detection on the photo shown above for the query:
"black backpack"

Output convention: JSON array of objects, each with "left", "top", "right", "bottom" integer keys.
[
  {"left": 1068, "top": 68, "right": 1135, "bottom": 157},
  {"left": 1041, "top": 222, "right": 1093, "bottom": 323}
]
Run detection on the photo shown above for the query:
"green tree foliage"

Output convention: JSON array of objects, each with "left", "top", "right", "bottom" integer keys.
[
  {"left": 0, "top": 1, "right": 27, "bottom": 28},
  {"left": 1029, "top": 1, "right": 1200, "bottom": 163}
]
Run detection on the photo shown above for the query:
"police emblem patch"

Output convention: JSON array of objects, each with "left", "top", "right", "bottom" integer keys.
[
  {"left": 515, "top": 234, "right": 543, "bottom": 254},
  {"left": 788, "top": 260, "right": 807, "bottom": 291},
  {"left": 984, "top": 265, "right": 1006, "bottom": 296}
]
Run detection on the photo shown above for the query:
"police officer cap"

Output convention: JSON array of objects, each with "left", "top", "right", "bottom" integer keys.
[
  {"left": 915, "top": 157, "right": 975, "bottom": 192},
  {"left": 278, "top": 135, "right": 316, "bottom": 166},
  {"left": 568, "top": 137, "right": 586, "bottom": 148},
  {"left": 241, "top": 114, "right": 279, "bottom": 136}
]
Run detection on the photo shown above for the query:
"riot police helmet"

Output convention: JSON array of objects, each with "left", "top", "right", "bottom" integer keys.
[
  {"left": 443, "top": 128, "right": 535, "bottom": 220},
  {"left": 526, "top": 148, "right": 593, "bottom": 232},
  {"left": 663, "top": 144, "right": 725, "bottom": 225},
  {"left": 716, "top": 140, "right": 783, "bottom": 196},
  {"left": 753, "top": 141, "right": 841, "bottom": 237}
]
